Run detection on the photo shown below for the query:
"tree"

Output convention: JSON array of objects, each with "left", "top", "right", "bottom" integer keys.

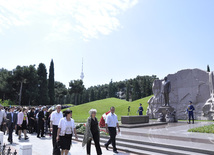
[
  {"left": 24, "top": 65, "right": 38, "bottom": 105},
  {"left": 37, "top": 63, "right": 49, "bottom": 105},
  {"left": 132, "top": 79, "right": 141, "bottom": 100},
  {"left": 68, "top": 80, "right": 84, "bottom": 105},
  {"left": 0, "top": 69, "right": 14, "bottom": 101},
  {"left": 207, "top": 65, "right": 210, "bottom": 72},
  {"left": 108, "top": 79, "right": 116, "bottom": 97},
  {"left": 48, "top": 59, "right": 55, "bottom": 105},
  {"left": 126, "top": 82, "right": 130, "bottom": 101},
  {"left": 55, "top": 81, "right": 67, "bottom": 105},
  {"left": 82, "top": 89, "right": 89, "bottom": 104},
  {"left": 13, "top": 66, "right": 29, "bottom": 105},
  {"left": 90, "top": 88, "right": 95, "bottom": 101}
]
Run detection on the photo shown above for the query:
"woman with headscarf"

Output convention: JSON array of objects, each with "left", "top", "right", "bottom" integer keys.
[{"left": 82, "top": 109, "right": 102, "bottom": 155}]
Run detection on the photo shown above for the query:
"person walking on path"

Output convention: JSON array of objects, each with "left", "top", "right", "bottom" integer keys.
[
  {"left": 138, "top": 103, "right": 144, "bottom": 115},
  {"left": 56, "top": 109, "right": 78, "bottom": 155},
  {"left": 37, "top": 106, "right": 46, "bottom": 138},
  {"left": 0, "top": 104, "right": 6, "bottom": 132},
  {"left": 50, "top": 105, "right": 63, "bottom": 148},
  {"left": 187, "top": 101, "right": 195, "bottom": 124},
  {"left": 105, "top": 106, "right": 120, "bottom": 154},
  {"left": 17, "top": 108, "right": 29, "bottom": 140},
  {"left": 6, "top": 107, "right": 17, "bottom": 144},
  {"left": 28, "top": 108, "right": 35, "bottom": 133},
  {"left": 83, "top": 109, "right": 102, "bottom": 155}
]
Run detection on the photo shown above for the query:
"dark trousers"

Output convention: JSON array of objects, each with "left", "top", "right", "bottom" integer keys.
[
  {"left": 29, "top": 120, "right": 34, "bottom": 133},
  {"left": 37, "top": 121, "right": 44, "bottom": 137},
  {"left": 164, "top": 93, "right": 169, "bottom": 106},
  {"left": 105, "top": 127, "right": 117, "bottom": 151},
  {"left": 87, "top": 132, "right": 102, "bottom": 155},
  {"left": 52, "top": 125, "right": 58, "bottom": 147},
  {"left": 189, "top": 113, "right": 194, "bottom": 123},
  {"left": 34, "top": 120, "right": 38, "bottom": 133},
  {"left": 8, "top": 123, "right": 14, "bottom": 142}
]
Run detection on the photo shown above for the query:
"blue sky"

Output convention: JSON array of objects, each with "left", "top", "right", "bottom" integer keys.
[{"left": 0, "top": 0, "right": 214, "bottom": 88}]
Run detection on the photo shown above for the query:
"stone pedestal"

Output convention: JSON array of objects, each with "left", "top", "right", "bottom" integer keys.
[
  {"left": 0, "top": 131, "right": 3, "bottom": 145},
  {"left": 121, "top": 116, "right": 149, "bottom": 124},
  {"left": 19, "top": 143, "right": 32, "bottom": 155},
  {"left": 156, "top": 106, "right": 177, "bottom": 122}
]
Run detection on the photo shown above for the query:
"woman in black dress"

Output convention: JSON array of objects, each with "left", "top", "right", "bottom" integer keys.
[
  {"left": 28, "top": 108, "right": 35, "bottom": 133},
  {"left": 83, "top": 109, "right": 102, "bottom": 155}
]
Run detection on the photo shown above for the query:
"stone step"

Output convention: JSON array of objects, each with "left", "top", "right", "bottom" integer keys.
[
  {"left": 75, "top": 136, "right": 155, "bottom": 155},
  {"left": 75, "top": 135, "right": 209, "bottom": 155},
  {"left": 97, "top": 134, "right": 214, "bottom": 155},
  {"left": 120, "top": 122, "right": 168, "bottom": 128}
]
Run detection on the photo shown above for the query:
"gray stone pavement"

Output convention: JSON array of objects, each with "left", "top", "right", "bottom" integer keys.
[
  {"left": 3, "top": 132, "right": 136, "bottom": 155},
  {"left": 119, "top": 121, "right": 214, "bottom": 151},
  {"left": 1, "top": 121, "right": 213, "bottom": 154}
]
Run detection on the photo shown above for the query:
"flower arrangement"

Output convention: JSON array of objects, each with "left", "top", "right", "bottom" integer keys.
[
  {"left": 100, "top": 129, "right": 109, "bottom": 136},
  {"left": 76, "top": 123, "right": 86, "bottom": 134}
]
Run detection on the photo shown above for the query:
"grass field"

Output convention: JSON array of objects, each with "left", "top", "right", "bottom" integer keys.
[
  {"left": 188, "top": 124, "right": 214, "bottom": 134},
  {"left": 67, "top": 95, "right": 152, "bottom": 122}
]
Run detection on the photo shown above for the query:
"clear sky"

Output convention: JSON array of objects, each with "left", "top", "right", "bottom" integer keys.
[{"left": 0, "top": 0, "right": 214, "bottom": 88}]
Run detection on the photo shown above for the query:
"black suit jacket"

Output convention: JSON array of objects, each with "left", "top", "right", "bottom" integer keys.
[
  {"left": 38, "top": 111, "right": 45, "bottom": 123},
  {"left": 6, "top": 112, "right": 17, "bottom": 128}
]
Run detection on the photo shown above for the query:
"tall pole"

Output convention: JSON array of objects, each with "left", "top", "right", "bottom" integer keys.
[{"left": 80, "top": 58, "right": 84, "bottom": 80}]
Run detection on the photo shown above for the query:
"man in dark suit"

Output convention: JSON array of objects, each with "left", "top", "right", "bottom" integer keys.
[
  {"left": 37, "top": 106, "right": 46, "bottom": 138},
  {"left": 6, "top": 107, "right": 17, "bottom": 144}
]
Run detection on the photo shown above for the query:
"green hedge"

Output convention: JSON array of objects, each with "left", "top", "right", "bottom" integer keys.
[{"left": 0, "top": 99, "right": 15, "bottom": 106}]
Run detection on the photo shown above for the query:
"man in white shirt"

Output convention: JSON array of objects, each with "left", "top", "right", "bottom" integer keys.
[
  {"left": 50, "top": 105, "right": 63, "bottom": 148},
  {"left": 0, "top": 105, "right": 6, "bottom": 130},
  {"left": 105, "top": 106, "right": 120, "bottom": 154}
]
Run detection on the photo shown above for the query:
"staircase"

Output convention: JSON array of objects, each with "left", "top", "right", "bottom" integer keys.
[{"left": 74, "top": 134, "right": 214, "bottom": 155}]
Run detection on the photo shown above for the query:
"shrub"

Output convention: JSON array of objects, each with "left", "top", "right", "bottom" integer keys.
[{"left": 0, "top": 99, "right": 15, "bottom": 106}]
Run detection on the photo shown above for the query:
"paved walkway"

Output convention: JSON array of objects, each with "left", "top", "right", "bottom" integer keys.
[
  {"left": 2, "top": 121, "right": 213, "bottom": 154},
  {"left": 3, "top": 133, "right": 136, "bottom": 155},
  {"left": 119, "top": 121, "right": 214, "bottom": 151}
]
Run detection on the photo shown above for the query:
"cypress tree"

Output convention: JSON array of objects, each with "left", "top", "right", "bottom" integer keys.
[
  {"left": 37, "top": 63, "right": 49, "bottom": 105},
  {"left": 207, "top": 65, "right": 210, "bottom": 72},
  {"left": 48, "top": 59, "right": 55, "bottom": 105},
  {"left": 126, "top": 82, "right": 130, "bottom": 101}
]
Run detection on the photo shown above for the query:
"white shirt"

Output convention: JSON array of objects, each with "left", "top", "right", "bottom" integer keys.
[
  {"left": 0, "top": 110, "right": 6, "bottom": 124},
  {"left": 50, "top": 111, "right": 63, "bottom": 126},
  {"left": 58, "top": 117, "right": 75, "bottom": 136},
  {"left": 106, "top": 113, "right": 118, "bottom": 127}
]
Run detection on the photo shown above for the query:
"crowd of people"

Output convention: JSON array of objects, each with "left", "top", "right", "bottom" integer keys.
[
  {"left": 0, "top": 104, "right": 121, "bottom": 155},
  {"left": 0, "top": 105, "right": 55, "bottom": 143},
  {"left": 0, "top": 101, "right": 195, "bottom": 155}
]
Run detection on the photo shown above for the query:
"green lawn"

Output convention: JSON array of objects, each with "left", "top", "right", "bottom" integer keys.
[
  {"left": 66, "top": 95, "right": 152, "bottom": 122},
  {"left": 188, "top": 124, "right": 214, "bottom": 134},
  {"left": 64, "top": 104, "right": 74, "bottom": 107}
]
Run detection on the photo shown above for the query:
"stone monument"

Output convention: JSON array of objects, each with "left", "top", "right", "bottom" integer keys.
[
  {"left": 162, "top": 77, "right": 171, "bottom": 106},
  {"left": 154, "top": 77, "right": 176, "bottom": 122},
  {"left": 147, "top": 69, "right": 211, "bottom": 120},
  {"left": 202, "top": 71, "right": 214, "bottom": 120}
]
